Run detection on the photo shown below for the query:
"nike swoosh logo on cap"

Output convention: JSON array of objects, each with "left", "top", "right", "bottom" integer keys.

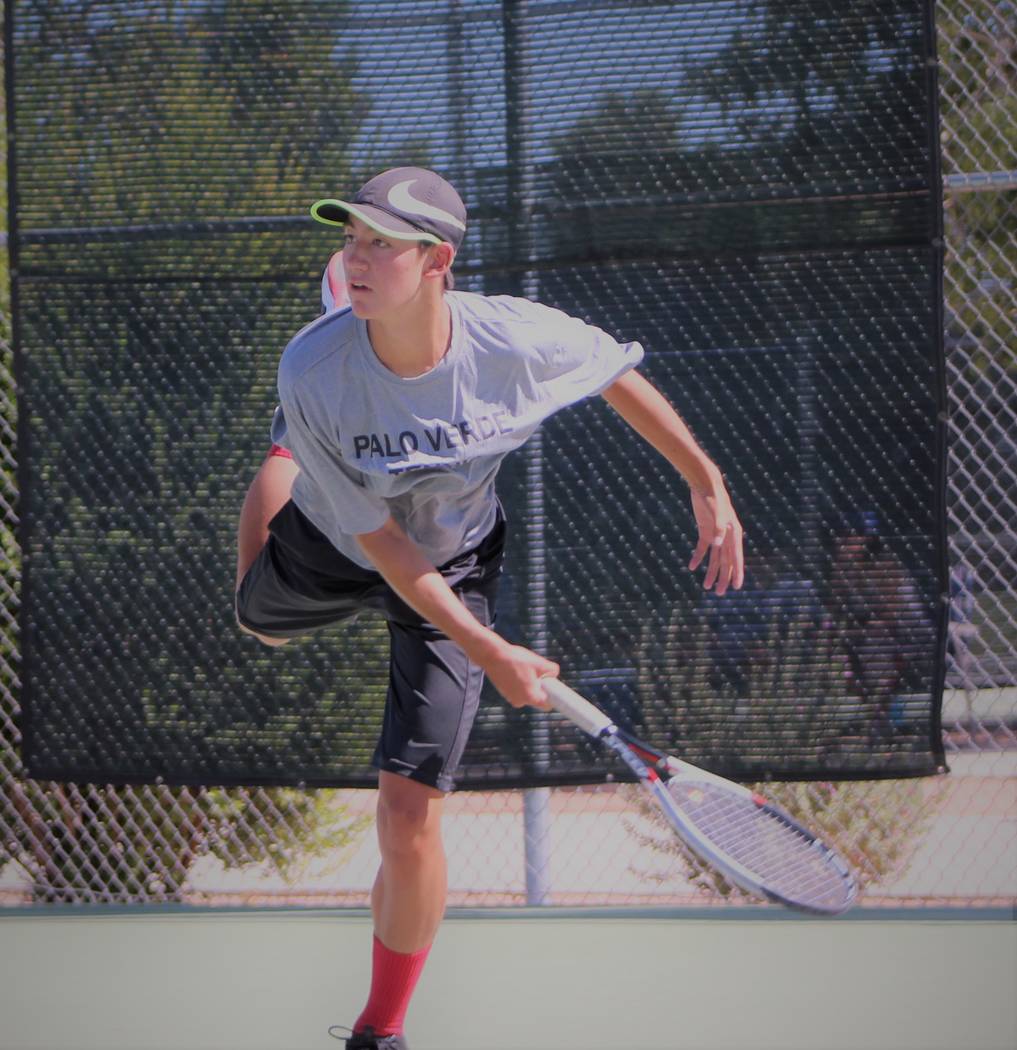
[{"left": 387, "top": 180, "right": 466, "bottom": 231}]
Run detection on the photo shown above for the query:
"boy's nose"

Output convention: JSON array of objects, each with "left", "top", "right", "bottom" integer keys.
[{"left": 343, "top": 243, "right": 366, "bottom": 268}]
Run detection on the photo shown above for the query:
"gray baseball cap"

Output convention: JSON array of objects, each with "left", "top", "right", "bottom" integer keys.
[{"left": 311, "top": 167, "right": 467, "bottom": 250}]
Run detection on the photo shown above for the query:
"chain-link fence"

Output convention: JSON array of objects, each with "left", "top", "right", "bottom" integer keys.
[{"left": 1, "top": 1, "right": 1014, "bottom": 908}]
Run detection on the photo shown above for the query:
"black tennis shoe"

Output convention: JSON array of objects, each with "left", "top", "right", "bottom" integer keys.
[{"left": 328, "top": 1024, "right": 409, "bottom": 1049}]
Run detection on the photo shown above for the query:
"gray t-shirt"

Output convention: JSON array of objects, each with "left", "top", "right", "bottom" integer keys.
[{"left": 274, "top": 291, "right": 644, "bottom": 570}]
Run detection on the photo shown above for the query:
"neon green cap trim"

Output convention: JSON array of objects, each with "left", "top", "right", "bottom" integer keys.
[{"left": 310, "top": 199, "right": 442, "bottom": 244}]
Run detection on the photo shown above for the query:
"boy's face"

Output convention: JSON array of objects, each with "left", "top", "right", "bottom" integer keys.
[{"left": 341, "top": 216, "right": 440, "bottom": 319}]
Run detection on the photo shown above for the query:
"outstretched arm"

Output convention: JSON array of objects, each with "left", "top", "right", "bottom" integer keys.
[
  {"left": 357, "top": 518, "right": 559, "bottom": 710},
  {"left": 601, "top": 368, "right": 744, "bottom": 595}
]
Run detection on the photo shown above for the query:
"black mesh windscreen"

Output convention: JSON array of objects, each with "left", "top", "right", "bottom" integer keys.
[{"left": 11, "top": 0, "right": 947, "bottom": 787}]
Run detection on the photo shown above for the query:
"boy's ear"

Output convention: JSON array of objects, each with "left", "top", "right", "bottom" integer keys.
[{"left": 425, "top": 242, "right": 455, "bottom": 281}]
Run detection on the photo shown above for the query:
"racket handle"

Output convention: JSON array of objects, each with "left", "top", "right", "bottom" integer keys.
[{"left": 541, "top": 678, "right": 615, "bottom": 738}]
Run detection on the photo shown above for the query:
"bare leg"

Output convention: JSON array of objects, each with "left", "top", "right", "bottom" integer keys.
[
  {"left": 235, "top": 453, "right": 300, "bottom": 587},
  {"left": 235, "top": 453, "right": 300, "bottom": 647},
  {"left": 351, "top": 772, "right": 447, "bottom": 1036},
  {"left": 372, "top": 771, "right": 448, "bottom": 952}
]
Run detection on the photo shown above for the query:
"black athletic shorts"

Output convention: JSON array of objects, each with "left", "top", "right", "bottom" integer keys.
[{"left": 235, "top": 500, "right": 505, "bottom": 792}]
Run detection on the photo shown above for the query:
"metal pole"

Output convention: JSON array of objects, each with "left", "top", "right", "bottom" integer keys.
[
  {"left": 522, "top": 427, "right": 551, "bottom": 905},
  {"left": 502, "top": 0, "right": 552, "bottom": 906}
]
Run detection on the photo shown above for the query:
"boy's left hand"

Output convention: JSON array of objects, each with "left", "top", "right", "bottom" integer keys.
[{"left": 689, "top": 486, "right": 744, "bottom": 596}]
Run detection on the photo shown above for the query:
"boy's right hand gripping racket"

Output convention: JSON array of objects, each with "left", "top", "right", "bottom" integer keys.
[{"left": 542, "top": 678, "right": 857, "bottom": 915}]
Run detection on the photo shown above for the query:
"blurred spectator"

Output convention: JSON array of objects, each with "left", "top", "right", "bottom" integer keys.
[
  {"left": 702, "top": 551, "right": 821, "bottom": 698},
  {"left": 824, "top": 511, "right": 934, "bottom": 740}
]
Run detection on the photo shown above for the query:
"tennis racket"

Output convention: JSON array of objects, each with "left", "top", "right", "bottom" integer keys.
[{"left": 541, "top": 677, "right": 857, "bottom": 915}]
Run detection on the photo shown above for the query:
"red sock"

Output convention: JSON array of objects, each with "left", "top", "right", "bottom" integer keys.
[{"left": 354, "top": 936, "right": 432, "bottom": 1037}]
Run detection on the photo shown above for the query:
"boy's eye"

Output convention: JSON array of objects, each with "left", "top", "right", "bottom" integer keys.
[{"left": 342, "top": 233, "right": 388, "bottom": 248}]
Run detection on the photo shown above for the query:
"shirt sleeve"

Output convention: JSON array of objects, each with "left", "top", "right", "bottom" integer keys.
[
  {"left": 269, "top": 405, "right": 290, "bottom": 450},
  {"left": 518, "top": 299, "right": 645, "bottom": 412},
  {"left": 278, "top": 372, "right": 390, "bottom": 537}
]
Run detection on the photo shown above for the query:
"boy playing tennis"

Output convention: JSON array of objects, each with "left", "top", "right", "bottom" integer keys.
[{"left": 235, "top": 167, "right": 744, "bottom": 1049}]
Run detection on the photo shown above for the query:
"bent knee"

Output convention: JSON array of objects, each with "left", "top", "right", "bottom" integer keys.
[
  {"left": 234, "top": 583, "right": 291, "bottom": 647},
  {"left": 236, "top": 616, "right": 291, "bottom": 648},
  {"left": 376, "top": 777, "right": 445, "bottom": 855}
]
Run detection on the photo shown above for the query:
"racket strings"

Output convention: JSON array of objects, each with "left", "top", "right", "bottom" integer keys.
[{"left": 665, "top": 779, "right": 853, "bottom": 912}]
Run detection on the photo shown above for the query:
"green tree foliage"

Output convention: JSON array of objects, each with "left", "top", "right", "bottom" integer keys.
[
  {"left": 2, "top": 0, "right": 387, "bottom": 901},
  {"left": 8, "top": 780, "right": 372, "bottom": 902},
  {"left": 13, "top": 0, "right": 363, "bottom": 229},
  {"left": 681, "top": 2, "right": 924, "bottom": 157},
  {"left": 938, "top": 0, "right": 1016, "bottom": 175},
  {"left": 938, "top": 0, "right": 1016, "bottom": 375},
  {"left": 544, "top": 5, "right": 930, "bottom": 263}
]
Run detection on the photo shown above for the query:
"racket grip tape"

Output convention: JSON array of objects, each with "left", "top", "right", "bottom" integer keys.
[{"left": 540, "top": 678, "right": 615, "bottom": 738}]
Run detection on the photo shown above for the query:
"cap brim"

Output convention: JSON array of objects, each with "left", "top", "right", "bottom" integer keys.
[{"left": 309, "top": 199, "right": 442, "bottom": 244}]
